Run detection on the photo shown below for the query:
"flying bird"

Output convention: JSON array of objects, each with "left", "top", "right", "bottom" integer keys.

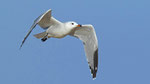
[{"left": 20, "top": 9, "right": 98, "bottom": 79}]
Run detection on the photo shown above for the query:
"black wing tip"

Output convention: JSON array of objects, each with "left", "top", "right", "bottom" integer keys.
[
  {"left": 19, "top": 45, "right": 22, "bottom": 50},
  {"left": 89, "top": 66, "right": 97, "bottom": 79},
  {"left": 90, "top": 48, "right": 98, "bottom": 79},
  {"left": 19, "top": 42, "right": 24, "bottom": 50},
  {"left": 19, "top": 39, "right": 26, "bottom": 50},
  {"left": 94, "top": 48, "right": 98, "bottom": 69},
  {"left": 92, "top": 69, "right": 97, "bottom": 78},
  {"left": 93, "top": 73, "right": 96, "bottom": 79}
]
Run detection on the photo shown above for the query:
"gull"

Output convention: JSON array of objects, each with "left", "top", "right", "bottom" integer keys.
[{"left": 20, "top": 9, "right": 98, "bottom": 79}]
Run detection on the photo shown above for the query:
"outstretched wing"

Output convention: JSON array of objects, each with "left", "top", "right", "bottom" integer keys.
[
  {"left": 20, "top": 9, "right": 61, "bottom": 49},
  {"left": 70, "top": 25, "right": 98, "bottom": 79}
]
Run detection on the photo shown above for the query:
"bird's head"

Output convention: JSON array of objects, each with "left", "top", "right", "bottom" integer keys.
[{"left": 65, "top": 21, "right": 82, "bottom": 29}]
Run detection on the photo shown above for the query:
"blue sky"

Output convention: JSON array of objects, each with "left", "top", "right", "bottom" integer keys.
[{"left": 0, "top": 0, "right": 150, "bottom": 84}]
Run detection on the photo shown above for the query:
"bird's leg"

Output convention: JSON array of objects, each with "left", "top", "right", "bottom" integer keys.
[
  {"left": 41, "top": 33, "right": 48, "bottom": 42},
  {"left": 41, "top": 37, "right": 47, "bottom": 42}
]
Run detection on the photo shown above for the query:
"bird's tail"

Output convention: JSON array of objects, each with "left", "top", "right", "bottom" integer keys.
[{"left": 34, "top": 31, "right": 46, "bottom": 39}]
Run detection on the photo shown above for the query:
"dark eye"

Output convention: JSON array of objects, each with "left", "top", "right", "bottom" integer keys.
[{"left": 71, "top": 23, "right": 74, "bottom": 25}]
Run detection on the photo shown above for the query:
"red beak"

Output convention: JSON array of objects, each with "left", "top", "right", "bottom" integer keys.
[{"left": 77, "top": 24, "right": 82, "bottom": 27}]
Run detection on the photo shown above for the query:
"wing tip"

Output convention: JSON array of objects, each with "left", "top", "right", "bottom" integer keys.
[
  {"left": 94, "top": 48, "right": 98, "bottom": 69},
  {"left": 89, "top": 48, "right": 98, "bottom": 79},
  {"left": 46, "top": 9, "right": 52, "bottom": 13},
  {"left": 19, "top": 39, "right": 26, "bottom": 50},
  {"left": 19, "top": 45, "right": 23, "bottom": 50},
  {"left": 89, "top": 66, "right": 97, "bottom": 79},
  {"left": 93, "top": 74, "right": 96, "bottom": 79}
]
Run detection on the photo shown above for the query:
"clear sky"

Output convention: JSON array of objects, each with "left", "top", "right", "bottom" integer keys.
[{"left": 0, "top": 0, "right": 150, "bottom": 84}]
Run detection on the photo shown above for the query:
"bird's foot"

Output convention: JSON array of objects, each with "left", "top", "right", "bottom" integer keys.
[{"left": 41, "top": 37, "right": 47, "bottom": 42}]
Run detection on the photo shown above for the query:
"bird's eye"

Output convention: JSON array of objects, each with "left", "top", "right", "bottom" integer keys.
[{"left": 71, "top": 23, "right": 74, "bottom": 25}]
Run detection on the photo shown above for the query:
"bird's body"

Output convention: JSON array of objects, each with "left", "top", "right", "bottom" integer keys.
[
  {"left": 20, "top": 9, "right": 99, "bottom": 79},
  {"left": 46, "top": 21, "right": 73, "bottom": 38}
]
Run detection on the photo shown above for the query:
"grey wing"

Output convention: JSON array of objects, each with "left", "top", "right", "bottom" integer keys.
[
  {"left": 38, "top": 9, "right": 61, "bottom": 28},
  {"left": 70, "top": 25, "right": 98, "bottom": 79},
  {"left": 20, "top": 9, "right": 61, "bottom": 49}
]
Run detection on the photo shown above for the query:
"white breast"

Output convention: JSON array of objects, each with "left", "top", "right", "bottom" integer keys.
[{"left": 46, "top": 24, "right": 72, "bottom": 38}]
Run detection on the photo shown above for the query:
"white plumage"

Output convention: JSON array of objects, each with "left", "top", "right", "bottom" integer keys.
[{"left": 20, "top": 9, "right": 98, "bottom": 79}]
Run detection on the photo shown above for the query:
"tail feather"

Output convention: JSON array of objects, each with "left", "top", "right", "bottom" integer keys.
[{"left": 34, "top": 32, "right": 46, "bottom": 39}]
